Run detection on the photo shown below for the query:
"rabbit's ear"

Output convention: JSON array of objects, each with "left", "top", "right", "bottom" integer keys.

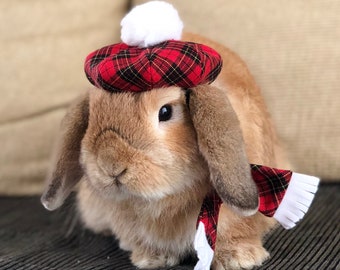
[
  {"left": 41, "top": 93, "right": 89, "bottom": 211},
  {"left": 187, "top": 86, "right": 258, "bottom": 216}
]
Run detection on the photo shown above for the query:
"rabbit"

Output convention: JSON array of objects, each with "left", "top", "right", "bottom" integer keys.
[{"left": 41, "top": 32, "right": 290, "bottom": 270}]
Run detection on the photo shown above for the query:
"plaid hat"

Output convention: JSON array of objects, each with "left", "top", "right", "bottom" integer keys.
[
  {"left": 84, "top": 1, "right": 222, "bottom": 93},
  {"left": 84, "top": 40, "right": 222, "bottom": 92}
]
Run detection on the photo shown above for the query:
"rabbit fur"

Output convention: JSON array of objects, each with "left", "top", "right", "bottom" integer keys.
[{"left": 42, "top": 33, "right": 290, "bottom": 269}]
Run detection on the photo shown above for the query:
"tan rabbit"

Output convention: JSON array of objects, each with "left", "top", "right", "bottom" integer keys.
[{"left": 41, "top": 32, "right": 290, "bottom": 270}]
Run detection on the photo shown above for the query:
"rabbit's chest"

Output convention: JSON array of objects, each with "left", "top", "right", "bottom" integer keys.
[
  {"left": 113, "top": 200, "right": 200, "bottom": 249},
  {"left": 77, "top": 180, "right": 203, "bottom": 254}
]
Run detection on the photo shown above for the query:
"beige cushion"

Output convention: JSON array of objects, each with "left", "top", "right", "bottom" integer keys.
[
  {"left": 133, "top": 0, "right": 340, "bottom": 181},
  {"left": 0, "top": 0, "right": 128, "bottom": 194},
  {"left": 1, "top": 0, "right": 339, "bottom": 196}
]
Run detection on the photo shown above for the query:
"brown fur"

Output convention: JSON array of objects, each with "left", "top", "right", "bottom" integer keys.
[
  {"left": 188, "top": 85, "right": 258, "bottom": 215},
  {"left": 41, "top": 94, "right": 89, "bottom": 210},
  {"left": 41, "top": 33, "right": 290, "bottom": 269}
]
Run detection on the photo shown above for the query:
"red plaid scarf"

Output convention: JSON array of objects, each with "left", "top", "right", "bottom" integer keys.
[
  {"left": 194, "top": 164, "right": 319, "bottom": 270},
  {"left": 196, "top": 192, "right": 223, "bottom": 251},
  {"left": 252, "top": 164, "right": 293, "bottom": 217},
  {"left": 196, "top": 164, "right": 319, "bottom": 251}
]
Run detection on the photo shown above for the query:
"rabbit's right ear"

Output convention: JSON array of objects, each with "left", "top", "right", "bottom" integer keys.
[
  {"left": 186, "top": 85, "right": 259, "bottom": 216},
  {"left": 41, "top": 93, "right": 89, "bottom": 211}
]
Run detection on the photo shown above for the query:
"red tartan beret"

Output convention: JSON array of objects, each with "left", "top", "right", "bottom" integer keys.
[{"left": 84, "top": 40, "right": 222, "bottom": 92}]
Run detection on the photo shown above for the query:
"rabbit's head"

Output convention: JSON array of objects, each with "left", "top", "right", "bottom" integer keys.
[
  {"left": 81, "top": 86, "right": 208, "bottom": 200},
  {"left": 41, "top": 83, "right": 258, "bottom": 216}
]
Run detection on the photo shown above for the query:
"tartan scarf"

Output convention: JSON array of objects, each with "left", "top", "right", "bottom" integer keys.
[{"left": 194, "top": 164, "right": 319, "bottom": 270}]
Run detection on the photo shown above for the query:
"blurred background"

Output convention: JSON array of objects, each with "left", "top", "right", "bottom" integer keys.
[{"left": 1, "top": 0, "right": 339, "bottom": 195}]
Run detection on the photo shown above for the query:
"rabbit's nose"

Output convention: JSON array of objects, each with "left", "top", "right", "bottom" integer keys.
[
  {"left": 98, "top": 156, "right": 128, "bottom": 179},
  {"left": 110, "top": 168, "right": 127, "bottom": 179},
  {"left": 96, "top": 130, "right": 136, "bottom": 182},
  {"left": 110, "top": 168, "right": 127, "bottom": 186}
]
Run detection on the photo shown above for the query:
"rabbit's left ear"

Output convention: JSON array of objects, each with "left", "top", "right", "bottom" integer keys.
[
  {"left": 41, "top": 94, "right": 89, "bottom": 211},
  {"left": 187, "top": 85, "right": 258, "bottom": 216}
]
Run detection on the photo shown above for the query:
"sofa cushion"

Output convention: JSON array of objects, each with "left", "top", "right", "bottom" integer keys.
[{"left": 0, "top": 0, "right": 128, "bottom": 194}]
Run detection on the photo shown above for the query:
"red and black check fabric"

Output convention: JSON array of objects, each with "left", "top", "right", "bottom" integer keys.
[
  {"left": 197, "top": 164, "right": 293, "bottom": 250},
  {"left": 251, "top": 164, "right": 292, "bottom": 217},
  {"left": 84, "top": 40, "right": 222, "bottom": 92},
  {"left": 196, "top": 191, "right": 223, "bottom": 251}
]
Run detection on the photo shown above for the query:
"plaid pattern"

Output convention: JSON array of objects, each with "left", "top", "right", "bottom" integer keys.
[
  {"left": 197, "top": 164, "right": 293, "bottom": 250},
  {"left": 196, "top": 191, "right": 223, "bottom": 251},
  {"left": 84, "top": 40, "right": 222, "bottom": 92},
  {"left": 251, "top": 164, "right": 292, "bottom": 217}
]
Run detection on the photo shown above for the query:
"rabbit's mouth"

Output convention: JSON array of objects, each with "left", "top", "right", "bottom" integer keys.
[
  {"left": 112, "top": 176, "right": 122, "bottom": 188},
  {"left": 109, "top": 168, "right": 127, "bottom": 188}
]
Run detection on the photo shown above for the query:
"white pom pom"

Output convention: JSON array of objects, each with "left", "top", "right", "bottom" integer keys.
[{"left": 121, "top": 1, "right": 183, "bottom": 47}]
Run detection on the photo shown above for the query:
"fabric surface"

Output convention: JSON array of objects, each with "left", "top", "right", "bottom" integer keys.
[
  {"left": 196, "top": 192, "right": 223, "bottom": 251},
  {"left": 134, "top": 0, "right": 340, "bottom": 181},
  {"left": 251, "top": 164, "right": 293, "bottom": 217},
  {"left": 0, "top": 0, "right": 129, "bottom": 195},
  {"left": 84, "top": 40, "right": 222, "bottom": 92},
  {"left": 0, "top": 184, "right": 338, "bottom": 270}
]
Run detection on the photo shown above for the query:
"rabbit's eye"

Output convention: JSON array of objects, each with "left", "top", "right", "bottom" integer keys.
[{"left": 158, "top": 104, "right": 172, "bottom": 122}]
